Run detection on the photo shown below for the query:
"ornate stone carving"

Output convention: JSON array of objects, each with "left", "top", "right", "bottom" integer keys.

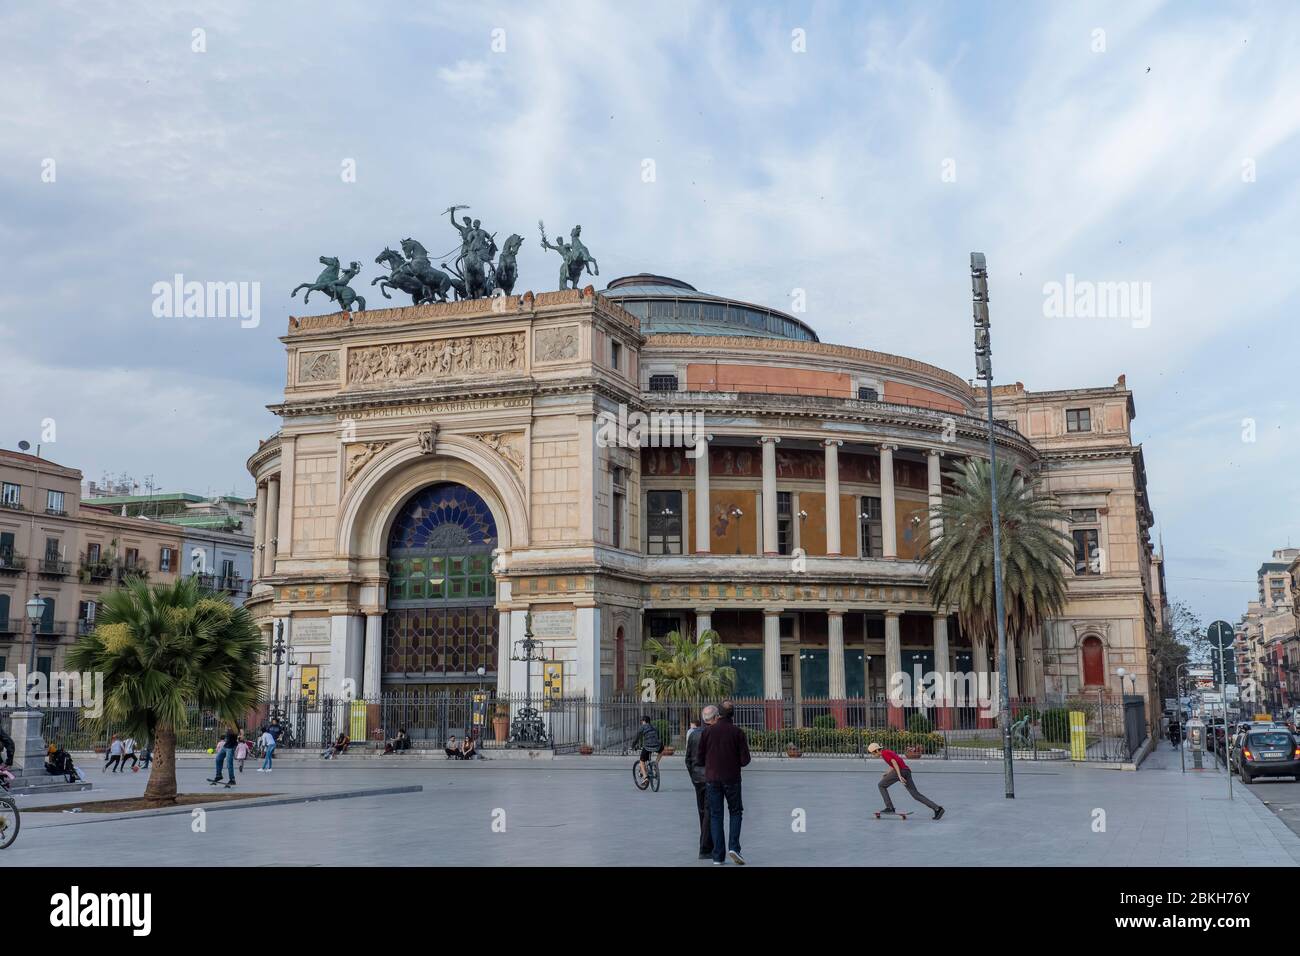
[
  {"left": 299, "top": 350, "right": 340, "bottom": 384},
  {"left": 417, "top": 425, "right": 438, "bottom": 455},
  {"left": 346, "top": 332, "right": 524, "bottom": 386},
  {"left": 344, "top": 441, "right": 390, "bottom": 482},
  {"left": 471, "top": 431, "right": 524, "bottom": 471},
  {"left": 535, "top": 325, "right": 579, "bottom": 362}
]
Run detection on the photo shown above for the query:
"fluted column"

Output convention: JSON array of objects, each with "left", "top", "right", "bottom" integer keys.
[
  {"left": 879, "top": 444, "right": 897, "bottom": 559},
  {"left": 824, "top": 439, "right": 842, "bottom": 556},
  {"left": 254, "top": 482, "right": 268, "bottom": 579},
  {"left": 927, "top": 449, "right": 944, "bottom": 548},
  {"left": 973, "top": 636, "right": 996, "bottom": 728},
  {"left": 760, "top": 437, "right": 780, "bottom": 555},
  {"left": 885, "top": 610, "right": 904, "bottom": 728},
  {"left": 695, "top": 607, "right": 714, "bottom": 636},
  {"left": 828, "top": 609, "right": 846, "bottom": 697},
  {"left": 933, "top": 613, "right": 952, "bottom": 729},
  {"left": 763, "top": 607, "right": 783, "bottom": 729},
  {"left": 693, "top": 434, "right": 711, "bottom": 554},
  {"left": 265, "top": 475, "right": 281, "bottom": 575},
  {"left": 363, "top": 613, "right": 383, "bottom": 696}
]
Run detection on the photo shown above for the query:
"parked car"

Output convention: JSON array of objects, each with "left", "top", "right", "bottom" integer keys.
[{"left": 1238, "top": 729, "right": 1300, "bottom": 784}]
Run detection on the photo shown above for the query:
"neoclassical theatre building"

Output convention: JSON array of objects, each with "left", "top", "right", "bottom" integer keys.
[{"left": 245, "top": 274, "right": 1163, "bottom": 724}]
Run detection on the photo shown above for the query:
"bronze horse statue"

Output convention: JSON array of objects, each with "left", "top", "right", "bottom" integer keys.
[{"left": 291, "top": 255, "right": 365, "bottom": 312}]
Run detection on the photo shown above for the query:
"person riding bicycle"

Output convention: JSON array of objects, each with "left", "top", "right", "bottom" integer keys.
[{"left": 632, "top": 716, "right": 664, "bottom": 783}]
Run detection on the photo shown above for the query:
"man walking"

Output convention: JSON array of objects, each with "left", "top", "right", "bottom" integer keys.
[
  {"left": 696, "top": 699, "right": 750, "bottom": 865},
  {"left": 868, "top": 742, "right": 944, "bottom": 819},
  {"left": 684, "top": 711, "right": 715, "bottom": 860}
]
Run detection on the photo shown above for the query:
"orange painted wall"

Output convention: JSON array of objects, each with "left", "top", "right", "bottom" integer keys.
[
  {"left": 686, "top": 363, "right": 852, "bottom": 397},
  {"left": 882, "top": 381, "right": 965, "bottom": 413}
]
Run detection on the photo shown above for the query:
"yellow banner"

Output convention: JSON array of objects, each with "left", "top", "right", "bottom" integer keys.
[{"left": 1069, "top": 710, "right": 1087, "bottom": 761}]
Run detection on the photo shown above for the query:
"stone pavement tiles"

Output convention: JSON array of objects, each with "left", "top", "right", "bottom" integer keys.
[{"left": 4, "top": 753, "right": 1298, "bottom": 866}]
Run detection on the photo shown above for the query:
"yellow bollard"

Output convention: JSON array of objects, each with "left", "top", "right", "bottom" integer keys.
[{"left": 1069, "top": 710, "right": 1087, "bottom": 760}]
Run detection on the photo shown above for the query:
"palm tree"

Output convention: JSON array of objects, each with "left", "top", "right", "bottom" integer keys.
[
  {"left": 67, "top": 576, "right": 263, "bottom": 806},
  {"left": 640, "top": 629, "right": 737, "bottom": 701},
  {"left": 923, "top": 458, "right": 1073, "bottom": 699}
]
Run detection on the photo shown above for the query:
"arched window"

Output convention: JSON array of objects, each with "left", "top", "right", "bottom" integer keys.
[
  {"left": 384, "top": 483, "right": 498, "bottom": 693},
  {"left": 1081, "top": 636, "right": 1105, "bottom": 687}
]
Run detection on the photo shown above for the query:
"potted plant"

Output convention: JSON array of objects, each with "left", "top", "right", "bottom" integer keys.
[
  {"left": 578, "top": 743, "right": 594, "bottom": 756},
  {"left": 904, "top": 744, "right": 922, "bottom": 759},
  {"left": 491, "top": 701, "right": 510, "bottom": 743}
]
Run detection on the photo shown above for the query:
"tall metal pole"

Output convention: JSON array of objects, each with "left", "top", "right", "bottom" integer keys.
[
  {"left": 1215, "top": 625, "right": 1234, "bottom": 800},
  {"left": 971, "top": 252, "right": 1013, "bottom": 798}
]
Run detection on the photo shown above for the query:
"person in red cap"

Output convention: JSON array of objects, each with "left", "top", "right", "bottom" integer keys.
[{"left": 868, "top": 741, "right": 944, "bottom": 819}]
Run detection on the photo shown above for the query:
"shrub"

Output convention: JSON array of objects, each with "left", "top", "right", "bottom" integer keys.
[
  {"left": 652, "top": 719, "right": 672, "bottom": 748},
  {"left": 907, "top": 713, "right": 933, "bottom": 734},
  {"left": 812, "top": 714, "right": 837, "bottom": 730},
  {"left": 1039, "top": 708, "right": 1072, "bottom": 741},
  {"left": 742, "top": 725, "right": 944, "bottom": 756}
]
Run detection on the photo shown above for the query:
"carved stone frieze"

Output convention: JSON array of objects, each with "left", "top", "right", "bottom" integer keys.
[{"left": 346, "top": 332, "right": 524, "bottom": 386}]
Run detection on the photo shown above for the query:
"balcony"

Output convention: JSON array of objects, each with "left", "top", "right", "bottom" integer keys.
[
  {"left": 80, "top": 557, "right": 116, "bottom": 583},
  {"left": 120, "top": 558, "right": 151, "bottom": 580},
  {"left": 0, "top": 499, "right": 24, "bottom": 512},
  {"left": 195, "top": 571, "right": 246, "bottom": 595},
  {"left": 77, "top": 619, "right": 95, "bottom": 636},
  {"left": 0, "top": 552, "right": 25, "bottom": 574},
  {"left": 36, "top": 557, "right": 72, "bottom": 578},
  {"left": 45, "top": 507, "right": 68, "bottom": 517}
]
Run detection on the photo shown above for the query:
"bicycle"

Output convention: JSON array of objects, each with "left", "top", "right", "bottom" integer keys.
[
  {"left": 632, "top": 750, "right": 662, "bottom": 792},
  {"left": 0, "top": 771, "right": 20, "bottom": 849}
]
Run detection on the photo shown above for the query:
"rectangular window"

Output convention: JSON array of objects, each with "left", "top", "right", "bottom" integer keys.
[
  {"left": 1072, "top": 528, "right": 1101, "bottom": 575},
  {"left": 857, "top": 386, "right": 879, "bottom": 401},
  {"left": 649, "top": 616, "right": 680, "bottom": 640},
  {"left": 44, "top": 537, "right": 60, "bottom": 561},
  {"left": 78, "top": 601, "right": 96, "bottom": 622},
  {"left": 46, "top": 490, "right": 65, "bottom": 514},
  {"left": 648, "top": 374, "right": 679, "bottom": 392},
  {"left": 159, "top": 547, "right": 173, "bottom": 572},
  {"left": 646, "top": 490, "right": 683, "bottom": 555},
  {"left": 221, "top": 558, "right": 235, "bottom": 579},
  {"left": 87, "top": 542, "right": 101, "bottom": 563},
  {"left": 0, "top": 531, "right": 14, "bottom": 561},
  {"left": 860, "top": 496, "right": 883, "bottom": 557},
  {"left": 779, "top": 616, "right": 795, "bottom": 639},
  {"left": 39, "top": 597, "right": 54, "bottom": 634},
  {"left": 610, "top": 340, "right": 622, "bottom": 371},
  {"left": 612, "top": 491, "right": 625, "bottom": 548},
  {"left": 1066, "top": 408, "right": 1092, "bottom": 433},
  {"left": 126, "top": 547, "right": 139, "bottom": 567},
  {"left": 1, "top": 483, "right": 19, "bottom": 508},
  {"left": 776, "top": 492, "right": 793, "bottom": 556}
]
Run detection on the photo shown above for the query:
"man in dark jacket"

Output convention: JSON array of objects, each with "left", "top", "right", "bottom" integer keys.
[
  {"left": 684, "top": 711, "right": 716, "bottom": 859},
  {"left": 696, "top": 699, "right": 750, "bottom": 865}
]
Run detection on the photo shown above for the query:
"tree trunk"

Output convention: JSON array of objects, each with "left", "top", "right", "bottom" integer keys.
[{"left": 142, "top": 722, "right": 178, "bottom": 806}]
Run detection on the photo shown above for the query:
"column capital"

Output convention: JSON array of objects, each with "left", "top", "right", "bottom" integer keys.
[
  {"left": 762, "top": 607, "right": 785, "bottom": 616},
  {"left": 879, "top": 442, "right": 898, "bottom": 452},
  {"left": 695, "top": 606, "right": 716, "bottom": 615},
  {"left": 927, "top": 448, "right": 945, "bottom": 458},
  {"left": 823, "top": 438, "right": 843, "bottom": 448},
  {"left": 825, "top": 608, "right": 845, "bottom": 618},
  {"left": 883, "top": 609, "right": 902, "bottom": 619},
  {"left": 759, "top": 435, "right": 782, "bottom": 445}
]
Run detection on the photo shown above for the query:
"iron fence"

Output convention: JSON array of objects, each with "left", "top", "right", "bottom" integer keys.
[{"left": 0, "top": 689, "right": 1145, "bottom": 762}]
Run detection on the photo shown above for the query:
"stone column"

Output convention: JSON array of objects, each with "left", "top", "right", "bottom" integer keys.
[
  {"left": 879, "top": 444, "right": 898, "bottom": 559},
  {"left": 760, "top": 437, "right": 780, "bottom": 555},
  {"left": 9, "top": 710, "right": 48, "bottom": 778},
  {"left": 695, "top": 607, "right": 714, "bottom": 636},
  {"left": 254, "top": 482, "right": 268, "bottom": 579},
  {"left": 885, "top": 611, "right": 904, "bottom": 728},
  {"left": 495, "top": 610, "right": 511, "bottom": 695},
  {"left": 363, "top": 613, "right": 383, "bottom": 696},
  {"left": 763, "top": 607, "right": 783, "bottom": 729},
  {"left": 973, "top": 637, "right": 995, "bottom": 728},
  {"left": 693, "top": 434, "right": 711, "bottom": 554},
  {"left": 927, "top": 449, "right": 944, "bottom": 547},
  {"left": 824, "top": 439, "right": 842, "bottom": 556},
  {"left": 933, "top": 614, "right": 953, "bottom": 729},
  {"left": 827, "top": 610, "right": 847, "bottom": 727},
  {"left": 265, "top": 476, "right": 281, "bottom": 576}
]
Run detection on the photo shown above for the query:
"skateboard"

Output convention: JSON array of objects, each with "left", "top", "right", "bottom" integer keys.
[{"left": 873, "top": 811, "right": 910, "bottom": 820}]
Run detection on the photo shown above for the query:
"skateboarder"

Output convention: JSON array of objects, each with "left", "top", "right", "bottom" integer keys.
[{"left": 868, "top": 742, "right": 943, "bottom": 819}]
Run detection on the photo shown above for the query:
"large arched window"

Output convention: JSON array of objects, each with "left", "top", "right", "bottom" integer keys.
[
  {"left": 1081, "top": 636, "right": 1105, "bottom": 687},
  {"left": 383, "top": 483, "right": 498, "bottom": 692}
]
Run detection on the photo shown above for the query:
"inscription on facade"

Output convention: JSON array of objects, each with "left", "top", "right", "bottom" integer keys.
[
  {"left": 346, "top": 332, "right": 525, "bottom": 386},
  {"left": 338, "top": 398, "right": 531, "bottom": 420},
  {"left": 293, "top": 618, "right": 331, "bottom": 644},
  {"left": 531, "top": 609, "right": 576, "bottom": 639}
]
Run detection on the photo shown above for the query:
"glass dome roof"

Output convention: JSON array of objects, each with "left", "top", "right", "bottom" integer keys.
[{"left": 602, "top": 274, "right": 819, "bottom": 342}]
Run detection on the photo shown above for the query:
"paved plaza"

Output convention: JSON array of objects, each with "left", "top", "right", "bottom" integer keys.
[{"left": 5, "top": 747, "right": 1299, "bottom": 866}]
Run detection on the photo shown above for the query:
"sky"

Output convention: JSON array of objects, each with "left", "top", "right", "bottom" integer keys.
[{"left": 0, "top": 0, "right": 1296, "bottom": 626}]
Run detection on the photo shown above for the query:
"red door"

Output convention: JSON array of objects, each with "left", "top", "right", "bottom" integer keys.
[{"left": 1081, "top": 636, "right": 1105, "bottom": 686}]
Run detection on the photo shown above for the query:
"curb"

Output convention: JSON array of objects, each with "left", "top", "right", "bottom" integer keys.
[{"left": 21, "top": 784, "right": 424, "bottom": 828}]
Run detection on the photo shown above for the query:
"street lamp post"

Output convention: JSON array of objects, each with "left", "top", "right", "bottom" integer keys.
[
  {"left": 25, "top": 591, "right": 44, "bottom": 679},
  {"left": 971, "top": 252, "right": 1014, "bottom": 799},
  {"left": 509, "top": 613, "right": 549, "bottom": 746},
  {"left": 265, "top": 620, "right": 296, "bottom": 728}
]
